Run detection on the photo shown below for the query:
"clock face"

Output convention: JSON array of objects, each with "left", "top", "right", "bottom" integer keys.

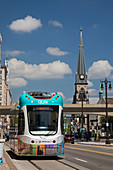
[{"left": 80, "top": 74, "right": 84, "bottom": 80}]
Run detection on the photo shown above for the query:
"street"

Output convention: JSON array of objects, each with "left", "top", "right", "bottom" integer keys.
[
  {"left": 2, "top": 142, "right": 113, "bottom": 170},
  {"left": 64, "top": 143, "right": 113, "bottom": 170}
]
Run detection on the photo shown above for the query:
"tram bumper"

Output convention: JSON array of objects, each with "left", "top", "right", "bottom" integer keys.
[{"left": 18, "top": 137, "right": 64, "bottom": 156}]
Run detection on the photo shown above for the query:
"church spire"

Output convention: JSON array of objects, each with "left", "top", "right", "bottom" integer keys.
[
  {"left": 79, "top": 27, "right": 83, "bottom": 47},
  {"left": 73, "top": 28, "right": 88, "bottom": 104},
  {"left": 76, "top": 28, "right": 87, "bottom": 83}
]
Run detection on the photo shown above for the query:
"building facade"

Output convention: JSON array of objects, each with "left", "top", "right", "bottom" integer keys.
[
  {"left": 97, "top": 86, "right": 113, "bottom": 137},
  {"left": 0, "top": 66, "right": 7, "bottom": 105}
]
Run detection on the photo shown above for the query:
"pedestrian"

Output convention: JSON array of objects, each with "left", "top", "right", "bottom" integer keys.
[
  {"left": 86, "top": 132, "right": 89, "bottom": 142},
  {"left": 3, "top": 133, "right": 5, "bottom": 139},
  {"left": 92, "top": 135, "right": 94, "bottom": 142},
  {"left": 95, "top": 133, "right": 97, "bottom": 141}
]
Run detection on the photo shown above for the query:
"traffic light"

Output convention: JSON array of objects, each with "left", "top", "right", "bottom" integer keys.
[{"left": 64, "top": 115, "right": 66, "bottom": 120}]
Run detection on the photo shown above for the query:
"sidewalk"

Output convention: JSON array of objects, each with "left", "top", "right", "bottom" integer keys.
[
  {"left": 0, "top": 152, "right": 10, "bottom": 170},
  {"left": 77, "top": 141, "right": 113, "bottom": 146},
  {"left": 1, "top": 141, "right": 113, "bottom": 170},
  {"left": 0, "top": 144, "right": 17, "bottom": 170}
]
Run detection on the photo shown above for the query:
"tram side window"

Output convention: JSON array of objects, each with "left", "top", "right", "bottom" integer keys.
[
  {"left": 61, "top": 110, "right": 64, "bottom": 135},
  {"left": 18, "top": 111, "right": 25, "bottom": 135}
]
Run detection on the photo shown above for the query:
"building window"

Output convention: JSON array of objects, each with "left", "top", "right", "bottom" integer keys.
[
  {"left": 0, "top": 81, "right": 2, "bottom": 84},
  {"left": 0, "top": 97, "right": 2, "bottom": 101},
  {"left": 0, "top": 71, "right": 2, "bottom": 74},
  {"left": 0, "top": 76, "right": 2, "bottom": 79},
  {"left": 0, "top": 92, "right": 2, "bottom": 95},
  {"left": 0, "top": 86, "right": 2, "bottom": 90}
]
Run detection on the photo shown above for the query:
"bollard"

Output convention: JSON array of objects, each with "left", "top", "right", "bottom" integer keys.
[{"left": 0, "top": 139, "right": 5, "bottom": 165}]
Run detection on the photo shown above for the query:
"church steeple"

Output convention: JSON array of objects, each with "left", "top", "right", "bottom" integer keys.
[
  {"left": 76, "top": 27, "right": 87, "bottom": 83},
  {"left": 73, "top": 28, "right": 89, "bottom": 104},
  {"left": 79, "top": 27, "right": 83, "bottom": 47}
]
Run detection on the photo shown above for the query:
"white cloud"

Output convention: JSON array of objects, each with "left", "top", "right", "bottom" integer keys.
[
  {"left": 88, "top": 60, "right": 113, "bottom": 79},
  {"left": 108, "top": 89, "right": 113, "bottom": 94},
  {"left": 46, "top": 47, "right": 68, "bottom": 56},
  {"left": 9, "top": 58, "right": 72, "bottom": 83},
  {"left": 49, "top": 20, "right": 63, "bottom": 28},
  {"left": 89, "top": 97, "right": 99, "bottom": 104},
  {"left": 88, "top": 89, "right": 98, "bottom": 96},
  {"left": 88, "top": 80, "right": 93, "bottom": 87},
  {"left": 9, "top": 16, "right": 42, "bottom": 32},
  {"left": 57, "top": 92, "right": 73, "bottom": 103},
  {"left": 65, "top": 98, "right": 73, "bottom": 102},
  {"left": 9, "top": 78, "right": 27, "bottom": 88},
  {"left": 4, "top": 50, "right": 25, "bottom": 57}
]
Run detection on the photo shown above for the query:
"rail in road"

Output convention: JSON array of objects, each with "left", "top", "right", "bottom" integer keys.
[
  {"left": 5, "top": 141, "right": 113, "bottom": 170},
  {"left": 4, "top": 143, "right": 89, "bottom": 170}
]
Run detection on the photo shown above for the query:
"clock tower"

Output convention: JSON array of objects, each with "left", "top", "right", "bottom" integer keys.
[{"left": 73, "top": 28, "right": 89, "bottom": 104}]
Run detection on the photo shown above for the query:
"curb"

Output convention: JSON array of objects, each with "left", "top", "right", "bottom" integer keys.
[
  {"left": 4, "top": 144, "right": 17, "bottom": 170},
  {"left": 4, "top": 150, "right": 17, "bottom": 170},
  {"left": 77, "top": 142, "right": 113, "bottom": 147}
]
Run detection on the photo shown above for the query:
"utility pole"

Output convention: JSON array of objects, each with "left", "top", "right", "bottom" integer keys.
[
  {"left": 79, "top": 90, "right": 86, "bottom": 141},
  {"left": 0, "top": 33, "right": 2, "bottom": 68},
  {"left": 100, "top": 78, "right": 112, "bottom": 144},
  {"left": 0, "top": 34, "right": 2, "bottom": 138}
]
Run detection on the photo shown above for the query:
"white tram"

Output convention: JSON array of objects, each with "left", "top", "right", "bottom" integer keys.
[{"left": 9, "top": 91, "right": 64, "bottom": 156}]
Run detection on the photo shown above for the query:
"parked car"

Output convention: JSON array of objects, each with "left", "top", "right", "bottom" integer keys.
[{"left": 64, "top": 134, "right": 74, "bottom": 144}]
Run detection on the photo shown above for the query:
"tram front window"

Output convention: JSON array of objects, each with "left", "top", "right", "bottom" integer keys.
[{"left": 27, "top": 105, "right": 59, "bottom": 135}]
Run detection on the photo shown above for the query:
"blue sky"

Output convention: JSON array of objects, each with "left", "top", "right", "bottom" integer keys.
[{"left": 0, "top": 0, "right": 113, "bottom": 103}]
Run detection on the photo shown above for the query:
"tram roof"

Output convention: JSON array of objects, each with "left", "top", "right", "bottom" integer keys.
[{"left": 18, "top": 91, "right": 63, "bottom": 108}]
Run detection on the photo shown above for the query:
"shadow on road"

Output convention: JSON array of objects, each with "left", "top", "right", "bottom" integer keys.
[{"left": 6, "top": 150, "right": 63, "bottom": 161}]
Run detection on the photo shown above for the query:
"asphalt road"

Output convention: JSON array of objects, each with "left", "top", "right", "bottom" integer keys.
[{"left": 64, "top": 143, "right": 113, "bottom": 170}]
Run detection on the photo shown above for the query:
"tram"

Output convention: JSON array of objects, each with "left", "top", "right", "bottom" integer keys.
[{"left": 9, "top": 91, "right": 64, "bottom": 156}]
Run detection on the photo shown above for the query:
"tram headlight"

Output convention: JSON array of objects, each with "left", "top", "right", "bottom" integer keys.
[{"left": 31, "top": 140, "right": 34, "bottom": 143}]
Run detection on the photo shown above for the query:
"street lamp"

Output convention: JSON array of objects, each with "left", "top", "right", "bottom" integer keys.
[
  {"left": 100, "top": 78, "right": 112, "bottom": 144},
  {"left": 0, "top": 33, "right": 2, "bottom": 68},
  {"left": 79, "top": 89, "right": 86, "bottom": 141}
]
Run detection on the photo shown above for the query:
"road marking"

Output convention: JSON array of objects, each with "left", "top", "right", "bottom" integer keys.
[
  {"left": 75, "top": 157, "right": 87, "bottom": 163},
  {"left": 65, "top": 146, "right": 113, "bottom": 156}
]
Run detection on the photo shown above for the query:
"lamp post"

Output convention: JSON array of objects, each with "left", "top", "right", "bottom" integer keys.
[
  {"left": 0, "top": 33, "right": 2, "bottom": 68},
  {"left": 79, "top": 90, "right": 86, "bottom": 141},
  {"left": 100, "top": 78, "right": 112, "bottom": 144}
]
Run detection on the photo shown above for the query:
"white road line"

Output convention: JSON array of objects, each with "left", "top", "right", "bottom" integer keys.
[{"left": 75, "top": 157, "right": 87, "bottom": 163}]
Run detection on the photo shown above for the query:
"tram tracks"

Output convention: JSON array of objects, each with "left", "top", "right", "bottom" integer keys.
[
  {"left": 5, "top": 143, "right": 87, "bottom": 170},
  {"left": 29, "top": 160, "right": 42, "bottom": 170},
  {"left": 5, "top": 143, "right": 76, "bottom": 170},
  {"left": 29, "top": 159, "right": 77, "bottom": 170}
]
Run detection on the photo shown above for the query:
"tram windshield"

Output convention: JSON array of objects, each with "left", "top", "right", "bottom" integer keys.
[{"left": 27, "top": 105, "right": 59, "bottom": 135}]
